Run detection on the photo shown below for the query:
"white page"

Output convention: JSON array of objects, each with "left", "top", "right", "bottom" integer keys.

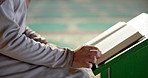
[
  {"left": 127, "top": 13, "right": 148, "bottom": 36},
  {"left": 95, "top": 25, "right": 139, "bottom": 54},
  {"left": 85, "top": 22, "right": 126, "bottom": 45}
]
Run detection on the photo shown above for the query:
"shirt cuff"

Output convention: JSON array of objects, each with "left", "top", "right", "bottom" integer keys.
[{"left": 64, "top": 48, "right": 74, "bottom": 68}]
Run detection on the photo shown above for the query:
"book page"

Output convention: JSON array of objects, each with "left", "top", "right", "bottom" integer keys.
[
  {"left": 96, "top": 31, "right": 142, "bottom": 65},
  {"left": 85, "top": 22, "right": 126, "bottom": 45},
  {"left": 127, "top": 13, "right": 148, "bottom": 36},
  {"left": 94, "top": 25, "right": 140, "bottom": 54}
]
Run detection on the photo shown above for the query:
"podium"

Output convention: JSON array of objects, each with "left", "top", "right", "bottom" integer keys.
[{"left": 92, "top": 38, "right": 148, "bottom": 78}]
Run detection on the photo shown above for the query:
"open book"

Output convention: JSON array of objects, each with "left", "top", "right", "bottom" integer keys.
[{"left": 85, "top": 13, "right": 148, "bottom": 65}]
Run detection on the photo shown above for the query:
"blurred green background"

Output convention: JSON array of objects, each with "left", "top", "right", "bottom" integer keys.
[{"left": 27, "top": 0, "right": 148, "bottom": 49}]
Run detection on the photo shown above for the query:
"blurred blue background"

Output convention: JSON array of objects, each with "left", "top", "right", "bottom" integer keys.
[{"left": 26, "top": 0, "right": 148, "bottom": 49}]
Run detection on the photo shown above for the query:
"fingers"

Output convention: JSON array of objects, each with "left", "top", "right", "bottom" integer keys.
[
  {"left": 83, "top": 62, "right": 93, "bottom": 68},
  {"left": 87, "top": 55, "right": 97, "bottom": 64},
  {"left": 72, "top": 57, "right": 93, "bottom": 68},
  {"left": 77, "top": 56, "right": 97, "bottom": 68},
  {"left": 82, "top": 46, "right": 101, "bottom": 59},
  {"left": 82, "top": 45, "right": 99, "bottom": 51},
  {"left": 81, "top": 45, "right": 102, "bottom": 63},
  {"left": 87, "top": 50, "right": 101, "bottom": 59},
  {"left": 72, "top": 45, "right": 102, "bottom": 68}
]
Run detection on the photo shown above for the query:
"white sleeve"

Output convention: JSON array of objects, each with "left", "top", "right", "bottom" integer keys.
[{"left": 0, "top": 0, "right": 73, "bottom": 68}]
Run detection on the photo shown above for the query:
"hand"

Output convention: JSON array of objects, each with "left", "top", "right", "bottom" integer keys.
[{"left": 72, "top": 46, "right": 101, "bottom": 68}]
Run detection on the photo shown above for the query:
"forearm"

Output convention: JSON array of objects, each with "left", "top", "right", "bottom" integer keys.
[
  {"left": 0, "top": 28, "right": 73, "bottom": 68},
  {"left": 24, "top": 26, "right": 61, "bottom": 48},
  {"left": 24, "top": 26, "right": 48, "bottom": 44}
]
